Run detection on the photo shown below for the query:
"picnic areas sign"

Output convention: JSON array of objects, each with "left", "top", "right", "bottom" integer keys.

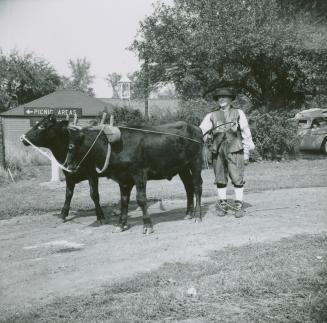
[{"left": 24, "top": 107, "right": 83, "bottom": 117}]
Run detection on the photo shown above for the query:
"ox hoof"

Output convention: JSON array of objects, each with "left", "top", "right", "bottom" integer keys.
[
  {"left": 96, "top": 219, "right": 105, "bottom": 225},
  {"left": 184, "top": 214, "right": 193, "bottom": 220},
  {"left": 143, "top": 226, "right": 154, "bottom": 235},
  {"left": 61, "top": 214, "right": 68, "bottom": 222},
  {"left": 194, "top": 217, "right": 202, "bottom": 223},
  {"left": 112, "top": 224, "right": 129, "bottom": 233},
  {"left": 60, "top": 214, "right": 68, "bottom": 221}
]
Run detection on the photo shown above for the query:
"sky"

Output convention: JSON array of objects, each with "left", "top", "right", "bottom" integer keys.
[{"left": 0, "top": 0, "right": 171, "bottom": 97}]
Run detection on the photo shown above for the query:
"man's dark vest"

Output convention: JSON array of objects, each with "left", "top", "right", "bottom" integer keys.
[{"left": 210, "top": 108, "right": 243, "bottom": 153}]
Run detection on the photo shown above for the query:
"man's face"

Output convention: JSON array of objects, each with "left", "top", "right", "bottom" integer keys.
[{"left": 218, "top": 96, "right": 232, "bottom": 109}]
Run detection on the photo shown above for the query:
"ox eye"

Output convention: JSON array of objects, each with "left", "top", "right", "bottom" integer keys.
[
  {"left": 38, "top": 125, "right": 45, "bottom": 130},
  {"left": 68, "top": 144, "right": 74, "bottom": 150}
]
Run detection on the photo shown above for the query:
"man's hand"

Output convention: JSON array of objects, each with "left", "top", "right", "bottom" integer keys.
[
  {"left": 230, "top": 121, "right": 238, "bottom": 132},
  {"left": 244, "top": 152, "right": 249, "bottom": 165}
]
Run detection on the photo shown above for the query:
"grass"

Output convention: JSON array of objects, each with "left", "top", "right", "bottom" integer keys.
[
  {"left": 0, "top": 145, "right": 49, "bottom": 184},
  {"left": 5, "top": 233, "right": 327, "bottom": 323},
  {"left": 6, "top": 145, "right": 49, "bottom": 167},
  {"left": 0, "top": 158, "right": 326, "bottom": 220}
]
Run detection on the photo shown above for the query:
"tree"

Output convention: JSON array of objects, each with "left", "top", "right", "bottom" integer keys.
[
  {"left": 0, "top": 50, "right": 61, "bottom": 112},
  {"left": 131, "top": 0, "right": 327, "bottom": 109},
  {"left": 61, "top": 57, "right": 95, "bottom": 96},
  {"left": 105, "top": 72, "right": 122, "bottom": 98}
]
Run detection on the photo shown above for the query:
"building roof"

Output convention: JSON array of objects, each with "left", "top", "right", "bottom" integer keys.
[
  {"left": 118, "top": 75, "right": 132, "bottom": 83},
  {"left": 1, "top": 89, "right": 115, "bottom": 117}
]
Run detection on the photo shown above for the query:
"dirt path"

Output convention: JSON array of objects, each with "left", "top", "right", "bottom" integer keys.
[{"left": 1, "top": 186, "right": 327, "bottom": 318}]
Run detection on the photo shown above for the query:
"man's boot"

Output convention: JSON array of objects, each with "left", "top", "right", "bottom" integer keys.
[
  {"left": 234, "top": 200, "right": 245, "bottom": 218},
  {"left": 216, "top": 199, "right": 228, "bottom": 216}
]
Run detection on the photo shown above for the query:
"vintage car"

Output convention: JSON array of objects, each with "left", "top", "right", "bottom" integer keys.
[{"left": 294, "top": 108, "right": 327, "bottom": 154}]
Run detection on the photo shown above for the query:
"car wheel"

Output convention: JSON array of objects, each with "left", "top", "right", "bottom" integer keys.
[{"left": 322, "top": 138, "right": 327, "bottom": 154}]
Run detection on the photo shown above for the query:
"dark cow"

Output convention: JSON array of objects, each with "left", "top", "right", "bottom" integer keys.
[
  {"left": 64, "top": 121, "right": 203, "bottom": 234},
  {"left": 21, "top": 115, "right": 106, "bottom": 223}
]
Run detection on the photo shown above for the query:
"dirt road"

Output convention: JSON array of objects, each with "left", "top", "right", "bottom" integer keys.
[{"left": 1, "top": 185, "right": 326, "bottom": 318}]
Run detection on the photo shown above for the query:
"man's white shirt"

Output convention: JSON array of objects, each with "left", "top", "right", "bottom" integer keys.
[{"left": 200, "top": 109, "right": 255, "bottom": 156}]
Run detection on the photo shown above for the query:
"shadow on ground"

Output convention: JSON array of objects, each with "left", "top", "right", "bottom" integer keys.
[{"left": 52, "top": 198, "right": 253, "bottom": 229}]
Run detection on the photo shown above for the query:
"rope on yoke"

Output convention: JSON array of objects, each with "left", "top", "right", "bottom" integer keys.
[
  {"left": 20, "top": 134, "right": 73, "bottom": 173},
  {"left": 74, "top": 125, "right": 106, "bottom": 171},
  {"left": 202, "top": 121, "right": 235, "bottom": 137},
  {"left": 117, "top": 126, "right": 203, "bottom": 144},
  {"left": 96, "top": 142, "right": 111, "bottom": 174}
]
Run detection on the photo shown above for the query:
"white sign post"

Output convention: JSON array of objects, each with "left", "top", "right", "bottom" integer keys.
[{"left": 51, "top": 153, "right": 60, "bottom": 182}]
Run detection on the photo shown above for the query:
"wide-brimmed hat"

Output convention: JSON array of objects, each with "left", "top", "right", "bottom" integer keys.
[{"left": 212, "top": 88, "right": 236, "bottom": 101}]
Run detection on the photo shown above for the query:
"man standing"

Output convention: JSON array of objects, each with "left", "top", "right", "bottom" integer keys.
[{"left": 200, "top": 88, "right": 254, "bottom": 218}]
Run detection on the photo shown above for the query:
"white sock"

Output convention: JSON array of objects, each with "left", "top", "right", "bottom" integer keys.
[
  {"left": 217, "top": 188, "right": 227, "bottom": 200},
  {"left": 234, "top": 187, "right": 244, "bottom": 202}
]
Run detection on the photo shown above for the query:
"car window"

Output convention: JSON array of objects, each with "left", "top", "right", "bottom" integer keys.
[
  {"left": 311, "top": 119, "right": 320, "bottom": 128},
  {"left": 311, "top": 117, "right": 327, "bottom": 128},
  {"left": 321, "top": 118, "right": 327, "bottom": 127},
  {"left": 298, "top": 119, "right": 310, "bottom": 128}
]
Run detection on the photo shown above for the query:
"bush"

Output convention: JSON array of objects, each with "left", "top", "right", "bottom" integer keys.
[
  {"left": 0, "top": 165, "right": 14, "bottom": 184},
  {"left": 249, "top": 111, "right": 300, "bottom": 160},
  {"left": 94, "top": 106, "right": 145, "bottom": 126},
  {"left": 0, "top": 146, "right": 50, "bottom": 184},
  {"left": 148, "top": 109, "right": 179, "bottom": 125},
  {"left": 177, "top": 99, "right": 216, "bottom": 126},
  {"left": 6, "top": 145, "right": 49, "bottom": 169},
  {"left": 111, "top": 106, "right": 144, "bottom": 125}
]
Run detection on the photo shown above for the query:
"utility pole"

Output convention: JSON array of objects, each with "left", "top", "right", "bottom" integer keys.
[
  {"left": 0, "top": 118, "right": 6, "bottom": 168},
  {"left": 144, "top": 57, "right": 149, "bottom": 122}
]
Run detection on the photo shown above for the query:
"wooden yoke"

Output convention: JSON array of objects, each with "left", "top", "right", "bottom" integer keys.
[
  {"left": 73, "top": 112, "right": 78, "bottom": 126},
  {"left": 100, "top": 112, "right": 107, "bottom": 125}
]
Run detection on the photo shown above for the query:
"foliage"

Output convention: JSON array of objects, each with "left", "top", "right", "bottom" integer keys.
[
  {"left": 0, "top": 145, "right": 49, "bottom": 185},
  {"left": 60, "top": 57, "right": 95, "bottom": 96},
  {"left": 131, "top": 0, "right": 327, "bottom": 109},
  {"left": 111, "top": 106, "right": 144, "bottom": 125},
  {"left": 282, "top": 0, "right": 327, "bottom": 24},
  {"left": 128, "top": 70, "right": 148, "bottom": 100},
  {"left": 6, "top": 145, "right": 49, "bottom": 168},
  {"left": 0, "top": 49, "right": 61, "bottom": 112},
  {"left": 128, "top": 71, "right": 177, "bottom": 100},
  {"left": 93, "top": 106, "right": 145, "bottom": 126},
  {"left": 249, "top": 110, "right": 300, "bottom": 160},
  {"left": 176, "top": 99, "right": 215, "bottom": 125},
  {"left": 105, "top": 72, "right": 122, "bottom": 98}
]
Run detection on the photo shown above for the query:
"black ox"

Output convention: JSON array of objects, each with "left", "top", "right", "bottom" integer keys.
[
  {"left": 22, "top": 115, "right": 107, "bottom": 223},
  {"left": 63, "top": 120, "right": 203, "bottom": 234}
]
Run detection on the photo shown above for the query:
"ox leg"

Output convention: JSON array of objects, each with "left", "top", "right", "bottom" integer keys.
[
  {"left": 179, "top": 169, "right": 194, "bottom": 220},
  {"left": 134, "top": 173, "right": 153, "bottom": 234},
  {"left": 116, "top": 183, "right": 133, "bottom": 232},
  {"left": 191, "top": 159, "right": 203, "bottom": 222},
  {"left": 88, "top": 175, "right": 105, "bottom": 224},
  {"left": 61, "top": 177, "right": 75, "bottom": 221}
]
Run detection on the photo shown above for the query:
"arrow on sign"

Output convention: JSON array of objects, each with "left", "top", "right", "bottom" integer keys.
[{"left": 26, "top": 109, "right": 33, "bottom": 115}]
